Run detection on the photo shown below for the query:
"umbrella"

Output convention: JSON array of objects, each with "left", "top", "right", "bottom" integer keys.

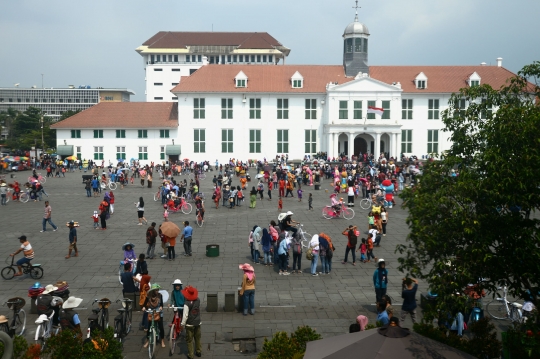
[
  {"left": 256, "top": 173, "right": 264, "bottom": 179},
  {"left": 130, "top": 158, "right": 137, "bottom": 162},
  {"left": 65, "top": 156, "right": 78, "bottom": 161},
  {"left": 160, "top": 221, "right": 181, "bottom": 238},
  {"left": 20, "top": 156, "right": 29, "bottom": 161},
  {"left": 159, "top": 290, "right": 169, "bottom": 303},
  {"left": 304, "top": 328, "right": 475, "bottom": 359},
  {"left": 117, "top": 158, "right": 125, "bottom": 162}
]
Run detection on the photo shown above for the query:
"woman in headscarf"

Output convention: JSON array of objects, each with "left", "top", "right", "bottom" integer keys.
[
  {"left": 309, "top": 234, "right": 320, "bottom": 276},
  {"left": 142, "top": 284, "right": 165, "bottom": 348},
  {"left": 261, "top": 228, "right": 273, "bottom": 266},
  {"left": 239, "top": 263, "right": 256, "bottom": 315},
  {"left": 213, "top": 185, "right": 221, "bottom": 209},
  {"left": 251, "top": 225, "right": 262, "bottom": 264},
  {"left": 249, "top": 186, "right": 257, "bottom": 208},
  {"left": 169, "top": 279, "right": 185, "bottom": 323}
]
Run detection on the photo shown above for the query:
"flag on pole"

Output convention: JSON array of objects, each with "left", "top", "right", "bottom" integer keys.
[{"left": 367, "top": 106, "right": 384, "bottom": 116}]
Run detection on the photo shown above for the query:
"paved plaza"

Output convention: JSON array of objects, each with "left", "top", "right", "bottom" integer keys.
[{"left": 0, "top": 167, "right": 424, "bottom": 358}]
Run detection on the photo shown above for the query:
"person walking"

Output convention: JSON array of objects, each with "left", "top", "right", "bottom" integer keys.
[
  {"left": 91, "top": 176, "right": 99, "bottom": 197},
  {"left": 41, "top": 201, "right": 58, "bottom": 232},
  {"left": 166, "top": 233, "right": 177, "bottom": 261},
  {"left": 109, "top": 191, "right": 115, "bottom": 214},
  {"left": 239, "top": 263, "right": 256, "bottom": 315},
  {"left": 308, "top": 193, "right": 313, "bottom": 211},
  {"left": 66, "top": 221, "right": 78, "bottom": 259},
  {"left": 267, "top": 181, "right": 273, "bottom": 200},
  {"left": 249, "top": 186, "right": 257, "bottom": 208},
  {"left": 181, "top": 221, "right": 193, "bottom": 256},
  {"left": 135, "top": 197, "right": 148, "bottom": 226},
  {"left": 257, "top": 181, "right": 264, "bottom": 200},
  {"left": 146, "top": 222, "right": 157, "bottom": 259},
  {"left": 278, "top": 178, "right": 285, "bottom": 198},
  {"left": 0, "top": 182, "right": 8, "bottom": 205},
  {"left": 181, "top": 286, "right": 202, "bottom": 359},
  {"left": 373, "top": 259, "right": 388, "bottom": 303},
  {"left": 341, "top": 225, "right": 357, "bottom": 265},
  {"left": 381, "top": 207, "right": 388, "bottom": 236},
  {"left": 99, "top": 200, "right": 108, "bottom": 230}
]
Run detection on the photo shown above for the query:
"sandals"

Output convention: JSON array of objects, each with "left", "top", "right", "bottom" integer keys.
[{"left": 14, "top": 273, "right": 23, "bottom": 277}]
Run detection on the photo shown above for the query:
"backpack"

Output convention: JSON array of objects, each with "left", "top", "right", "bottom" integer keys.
[
  {"left": 146, "top": 228, "right": 153, "bottom": 244},
  {"left": 293, "top": 240, "right": 302, "bottom": 255},
  {"left": 349, "top": 233, "right": 358, "bottom": 248},
  {"left": 306, "top": 245, "right": 314, "bottom": 260}
]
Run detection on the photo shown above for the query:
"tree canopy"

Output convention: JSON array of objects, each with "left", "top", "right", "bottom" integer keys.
[
  {"left": 0, "top": 107, "right": 56, "bottom": 150},
  {"left": 398, "top": 62, "right": 540, "bottom": 318}
]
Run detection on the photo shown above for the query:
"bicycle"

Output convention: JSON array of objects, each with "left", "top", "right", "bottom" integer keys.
[
  {"left": 322, "top": 203, "right": 355, "bottom": 220},
  {"left": 359, "top": 195, "right": 383, "bottom": 210},
  {"left": 35, "top": 311, "right": 60, "bottom": 352},
  {"left": 0, "top": 298, "right": 26, "bottom": 337},
  {"left": 100, "top": 178, "right": 117, "bottom": 191},
  {"left": 28, "top": 174, "right": 46, "bottom": 184},
  {"left": 145, "top": 308, "right": 162, "bottom": 359},
  {"left": 154, "top": 186, "right": 163, "bottom": 201},
  {"left": 4, "top": 188, "right": 13, "bottom": 203},
  {"left": 113, "top": 298, "right": 133, "bottom": 343},
  {"left": 91, "top": 298, "right": 111, "bottom": 332},
  {"left": 167, "top": 307, "right": 183, "bottom": 356},
  {"left": 1, "top": 255, "right": 43, "bottom": 280},
  {"left": 487, "top": 286, "right": 523, "bottom": 323},
  {"left": 196, "top": 209, "right": 204, "bottom": 227},
  {"left": 18, "top": 188, "right": 33, "bottom": 203},
  {"left": 287, "top": 224, "right": 312, "bottom": 248}
]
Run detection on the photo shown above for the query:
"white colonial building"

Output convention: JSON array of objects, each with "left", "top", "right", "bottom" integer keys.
[
  {"left": 52, "top": 15, "right": 512, "bottom": 164},
  {"left": 137, "top": 32, "right": 290, "bottom": 102}
]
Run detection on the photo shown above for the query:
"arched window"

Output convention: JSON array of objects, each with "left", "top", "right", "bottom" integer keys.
[
  {"left": 346, "top": 38, "right": 353, "bottom": 53},
  {"left": 355, "top": 38, "right": 362, "bottom": 52}
]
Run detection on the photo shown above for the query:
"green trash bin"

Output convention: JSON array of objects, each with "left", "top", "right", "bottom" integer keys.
[{"left": 206, "top": 244, "right": 219, "bottom": 257}]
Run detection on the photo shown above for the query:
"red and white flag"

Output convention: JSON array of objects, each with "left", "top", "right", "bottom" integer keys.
[{"left": 367, "top": 106, "right": 384, "bottom": 116}]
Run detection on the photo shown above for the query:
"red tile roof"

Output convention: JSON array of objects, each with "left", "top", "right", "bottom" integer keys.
[
  {"left": 172, "top": 65, "right": 352, "bottom": 93},
  {"left": 369, "top": 65, "right": 516, "bottom": 93},
  {"left": 142, "top": 32, "right": 284, "bottom": 49},
  {"left": 51, "top": 102, "right": 178, "bottom": 129}
]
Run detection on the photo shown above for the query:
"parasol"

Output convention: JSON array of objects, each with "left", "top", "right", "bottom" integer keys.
[
  {"left": 65, "top": 156, "right": 78, "bottom": 161},
  {"left": 159, "top": 290, "right": 169, "bottom": 303},
  {"left": 160, "top": 221, "right": 181, "bottom": 238}
]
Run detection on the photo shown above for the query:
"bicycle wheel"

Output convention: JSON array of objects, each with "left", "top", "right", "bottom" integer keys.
[
  {"left": 169, "top": 323, "right": 176, "bottom": 355},
  {"left": 30, "top": 266, "right": 43, "bottom": 279},
  {"left": 181, "top": 203, "right": 192, "bottom": 214},
  {"left": 487, "top": 300, "right": 508, "bottom": 320},
  {"left": 109, "top": 182, "right": 117, "bottom": 191},
  {"left": 20, "top": 193, "right": 29, "bottom": 203},
  {"left": 39, "top": 177, "right": 46, "bottom": 184},
  {"left": 15, "top": 309, "right": 26, "bottom": 336},
  {"left": 114, "top": 320, "right": 122, "bottom": 342},
  {"left": 124, "top": 309, "right": 132, "bottom": 335},
  {"left": 1, "top": 266, "right": 15, "bottom": 280},
  {"left": 322, "top": 207, "right": 334, "bottom": 219},
  {"left": 300, "top": 233, "right": 312, "bottom": 248},
  {"left": 148, "top": 328, "right": 156, "bottom": 359},
  {"left": 359, "top": 199, "right": 371, "bottom": 210},
  {"left": 342, "top": 208, "right": 355, "bottom": 220},
  {"left": 153, "top": 192, "right": 160, "bottom": 201}
]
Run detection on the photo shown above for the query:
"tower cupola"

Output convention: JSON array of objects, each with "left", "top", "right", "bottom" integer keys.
[{"left": 343, "top": 1, "right": 370, "bottom": 77}]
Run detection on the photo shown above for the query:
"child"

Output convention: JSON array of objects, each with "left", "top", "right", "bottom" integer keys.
[
  {"left": 297, "top": 186, "right": 303, "bottom": 202},
  {"left": 163, "top": 204, "right": 169, "bottom": 221},
  {"left": 278, "top": 197, "right": 283, "bottom": 212},
  {"left": 109, "top": 191, "right": 115, "bottom": 214},
  {"left": 308, "top": 193, "right": 313, "bottom": 210},
  {"left": 368, "top": 211, "right": 375, "bottom": 231},
  {"left": 356, "top": 238, "right": 367, "bottom": 263},
  {"left": 92, "top": 210, "right": 100, "bottom": 229}
]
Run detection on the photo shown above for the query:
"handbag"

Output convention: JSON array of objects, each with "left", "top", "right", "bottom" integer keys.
[
  {"left": 306, "top": 245, "right": 314, "bottom": 260},
  {"left": 212, "top": 194, "right": 216, "bottom": 200}
]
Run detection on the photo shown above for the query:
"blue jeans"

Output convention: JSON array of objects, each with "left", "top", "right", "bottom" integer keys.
[
  {"left": 343, "top": 246, "right": 356, "bottom": 263},
  {"left": 86, "top": 188, "right": 91, "bottom": 197},
  {"left": 1, "top": 194, "right": 6, "bottom": 205},
  {"left": 263, "top": 251, "right": 272, "bottom": 265},
  {"left": 42, "top": 218, "right": 57, "bottom": 231},
  {"left": 321, "top": 256, "right": 330, "bottom": 273},
  {"left": 243, "top": 289, "right": 255, "bottom": 315},
  {"left": 16, "top": 257, "right": 31, "bottom": 266},
  {"left": 253, "top": 250, "right": 260, "bottom": 263},
  {"left": 310, "top": 253, "right": 319, "bottom": 274}
]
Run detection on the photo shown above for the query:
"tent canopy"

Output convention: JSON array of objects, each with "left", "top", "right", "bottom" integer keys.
[
  {"left": 166, "top": 145, "right": 181, "bottom": 155},
  {"left": 56, "top": 145, "right": 74, "bottom": 156}
]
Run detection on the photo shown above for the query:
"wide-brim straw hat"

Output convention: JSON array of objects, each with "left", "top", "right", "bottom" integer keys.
[
  {"left": 42, "top": 284, "right": 58, "bottom": 295},
  {"left": 62, "top": 296, "right": 83, "bottom": 309}
]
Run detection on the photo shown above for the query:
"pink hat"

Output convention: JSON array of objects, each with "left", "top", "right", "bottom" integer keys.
[
  {"left": 357, "top": 315, "right": 368, "bottom": 331},
  {"left": 239, "top": 263, "right": 254, "bottom": 272}
]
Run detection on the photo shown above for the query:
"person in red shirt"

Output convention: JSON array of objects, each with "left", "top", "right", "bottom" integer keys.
[
  {"left": 267, "top": 181, "right": 273, "bottom": 201},
  {"left": 278, "top": 179, "right": 285, "bottom": 198},
  {"left": 109, "top": 191, "right": 115, "bottom": 214}
]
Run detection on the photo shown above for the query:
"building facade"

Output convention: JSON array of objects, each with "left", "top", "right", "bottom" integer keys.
[
  {"left": 137, "top": 32, "right": 290, "bottom": 102},
  {"left": 52, "top": 15, "right": 514, "bottom": 164}
]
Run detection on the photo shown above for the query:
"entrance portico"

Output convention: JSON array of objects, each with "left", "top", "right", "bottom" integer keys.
[{"left": 325, "top": 124, "right": 401, "bottom": 160}]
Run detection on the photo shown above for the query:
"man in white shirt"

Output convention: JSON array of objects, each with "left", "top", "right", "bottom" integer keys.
[{"left": 369, "top": 228, "right": 382, "bottom": 246}]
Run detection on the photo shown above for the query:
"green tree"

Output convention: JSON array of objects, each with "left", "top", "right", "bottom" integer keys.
[
  {"left": 398, "top": 62, "right": 540, "bottom": 319},
  {"left": 59, "top": 109, "right": 81, "bottom": 121}
]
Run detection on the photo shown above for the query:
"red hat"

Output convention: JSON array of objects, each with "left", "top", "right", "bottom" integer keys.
[{"left": 181, "top": 286, "right": 198, "bottom": 301}]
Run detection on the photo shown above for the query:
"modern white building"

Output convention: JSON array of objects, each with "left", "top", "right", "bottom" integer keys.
[
  {"left": 137, "top": 32, "right": 291, "bottom": 102},
  {"left": 52, "top": 14, "right": 515, "bottom": 164}
]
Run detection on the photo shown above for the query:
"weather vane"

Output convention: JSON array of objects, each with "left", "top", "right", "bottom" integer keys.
[{"left": 353, "top": 0, "right": 360, "bottom": 21}]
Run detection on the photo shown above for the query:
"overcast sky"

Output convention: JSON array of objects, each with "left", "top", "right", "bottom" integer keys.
[{"left": 1, "top": 0, "right": 539, "bottom": 101}]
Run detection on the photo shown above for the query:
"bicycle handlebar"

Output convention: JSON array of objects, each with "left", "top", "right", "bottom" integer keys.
[
  {"left": 167, "top": 306, "right": 183, "bottom": 310},
  {"left": 116, "top": 299, "right": 133, "bottom": 304}
]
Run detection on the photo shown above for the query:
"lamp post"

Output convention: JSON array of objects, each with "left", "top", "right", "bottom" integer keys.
[
  {"left": 34, "top": 138, "right": 38, "bottom": 169},
  {"left": 40, "top": 114, "right": 46, "bottom": 158}
]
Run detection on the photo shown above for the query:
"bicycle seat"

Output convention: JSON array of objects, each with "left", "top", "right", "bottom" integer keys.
[
  {"left": 35, "top": 314, "right": 49, "bottom": 324},
  {"left": 31, "top": 264, "right": 41, "bottom": 267},
  {"left": 511, "top": 302, "right": 523, "bottom": 309},
  {"left": 91, "top": 309, "right": 100, "bottom": 314},
  {"left": 117, "top": 308, "right": 127, "bottom": 313}
]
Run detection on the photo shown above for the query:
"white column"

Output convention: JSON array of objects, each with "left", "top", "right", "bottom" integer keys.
[
  {"left": 393, "top": 133, "right": 399, "bottom": 159},
  {"left": 331, "top": 133, "right": 336, "bottom": 158},
  {"left": 348, "top": 132, "right": 354, "bottom": 158},
  {"left": 374, "top": 132, "right": 381, "bottom": 160}
]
